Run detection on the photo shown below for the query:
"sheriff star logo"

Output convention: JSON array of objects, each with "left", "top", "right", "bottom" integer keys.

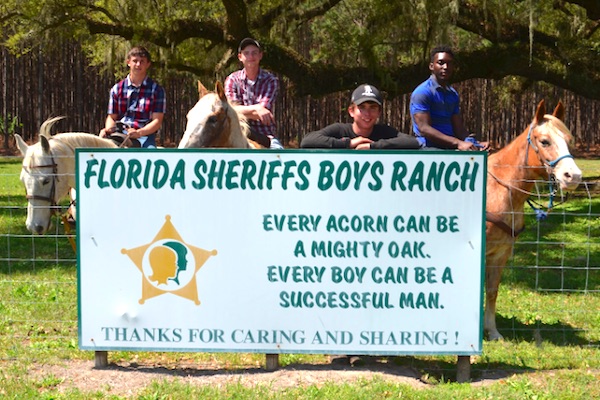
[{"left": 121, "top": 215, "right": 217, "bottom": 305}]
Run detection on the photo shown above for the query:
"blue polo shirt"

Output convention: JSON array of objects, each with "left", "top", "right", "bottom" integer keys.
[{"left": 410, "top": 75, "right": 460, "bottom": 148}]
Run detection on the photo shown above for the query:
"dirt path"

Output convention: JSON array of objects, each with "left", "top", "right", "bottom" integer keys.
[
  {"left": 30, "top": 358, "right": 429, "bottom": 396},
  {"left": 28, "top": 356, "right": 517, "bottom": 397}
]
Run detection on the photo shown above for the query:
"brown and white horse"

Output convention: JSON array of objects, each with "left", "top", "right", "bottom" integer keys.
[
  {"left": 178, "top": 81, "right": 264, "bottom": 149},
  {"left": 15, "top": 117, "right": 118, "bottom": 235},
  {"left": 485, "top": 100, "right": 582, "bottom": 340}
]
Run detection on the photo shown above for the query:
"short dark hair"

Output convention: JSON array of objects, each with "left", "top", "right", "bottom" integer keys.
[
  {"left": 430, "top": 46, "right": 454, "bottom": 62},
  {"left": 127, "top": 46, "right": 152, "bottom": 62}
]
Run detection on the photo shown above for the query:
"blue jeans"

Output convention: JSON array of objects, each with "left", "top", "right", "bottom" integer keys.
[{"left": 269, "top": 136, "right": 284, "bottom": 149}]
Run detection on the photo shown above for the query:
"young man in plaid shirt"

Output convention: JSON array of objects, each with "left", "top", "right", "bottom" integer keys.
[
  {"left": 224, "top": 38, "right": 283, "bottom": 149},
  {"left": 100, "top": 46, "right": 166, "bottom": 148}
]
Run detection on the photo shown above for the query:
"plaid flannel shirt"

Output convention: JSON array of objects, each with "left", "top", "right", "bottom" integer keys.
[
  {"left": 108, "top": 75, "right": 166, "bottom": 146},
  {"left": 224, "top": 68, "right": 279, "bottom": 137}
]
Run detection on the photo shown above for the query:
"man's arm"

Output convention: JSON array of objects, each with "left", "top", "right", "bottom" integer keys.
[
  {"left": 99, "top": 114, "right": 118, "bottom": 137},
  {"left": 451, "top": 114, "right": 490, "bottom": 150},
  {"left": 368, "top": 131, "right": 421, "bottom": 150},
  {"left": 450, "top": 114, "right": 470, "bottom": 141},
  {"left": 224, "top": 75, "right": 240, "bottom": 102},
  {"left": 127, "top": 112, "right": 164, "bottom": 140},
  {"left": 301, "top": 124, "right": 352, "bottom": 148},
  {"left": 413, "top": 112, "right": 474, "bottom": 150},
  {"left": 236, "top": 104, "right": 275, "bottom": 126},
  {"left": 237, "top": 75, "right": 278, "bottom": 126},
  {"left": 225, "top": 73, "right": 277, "bottom": 126}
]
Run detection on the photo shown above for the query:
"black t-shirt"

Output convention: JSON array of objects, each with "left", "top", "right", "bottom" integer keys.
[{"left": 300, "top": 123, "right": 420, "bottom": 149}]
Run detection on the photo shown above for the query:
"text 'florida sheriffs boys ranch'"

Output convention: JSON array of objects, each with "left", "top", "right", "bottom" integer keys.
[{"left": 82, "top": 157, "right": 481, "bottom": 192}]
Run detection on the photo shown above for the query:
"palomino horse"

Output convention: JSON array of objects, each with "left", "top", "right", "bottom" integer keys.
[
  {"left": 15, "top": 117, "right": 118, "bottom": 235},
  {"left": 178, "top": 81, "right": 264, "bottom": 149},
  {"left": 485, "top": 100, "right": 582, "bottom": 340}
]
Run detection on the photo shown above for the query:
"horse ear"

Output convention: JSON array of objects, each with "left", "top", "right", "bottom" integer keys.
[
  {"left": 216, "top": 81, "right": 227, "bottom": 101},
  {"left": 552, "top": 101, "right": 565, "bottom": 121},
  {"left": 40, "top": 135, "right": 51, "bottom": 153},
  {"left": 198, "top": 81, "right": 209, "bottom": 99},
  {"left": 14, "top": 134, "right": 29, "bottom": 156},
  {"left": 534, "top": 100, "right": 546, "bottom": 123}
]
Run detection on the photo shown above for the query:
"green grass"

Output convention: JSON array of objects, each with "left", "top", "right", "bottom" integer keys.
[{"left": 1, "top": 156, "right": 600, "bottom": 399}]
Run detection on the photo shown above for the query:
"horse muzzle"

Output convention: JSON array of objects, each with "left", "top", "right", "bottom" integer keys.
[
  {"left": 25, "top": 203, "right": 56, "bottom": 235},
  {"left": 553, "top": 160, "right": 582, "bottom": 191},
  {"left": 26, "top": 217, "right": 52, "bottom": 235}
]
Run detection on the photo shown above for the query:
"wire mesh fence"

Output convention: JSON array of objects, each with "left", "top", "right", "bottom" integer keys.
[{"left": 1, "top": 155, "right": 599, "bottom": 369}]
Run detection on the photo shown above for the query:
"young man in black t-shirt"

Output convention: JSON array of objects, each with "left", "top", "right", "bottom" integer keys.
[{"left": 301, "top": 84, "right": 420, "bottom": 150}]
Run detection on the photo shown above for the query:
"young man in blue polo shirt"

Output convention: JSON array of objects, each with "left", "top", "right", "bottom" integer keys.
[{"left": 410, "top": 46, "right": 488, "bottom": 151}]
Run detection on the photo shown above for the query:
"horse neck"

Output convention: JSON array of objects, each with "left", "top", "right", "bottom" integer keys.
[
  {"left": 50, "top": 140, "right": 77, "bottom": 191},
  {"left": 489, "top": 127, "right": 547, "bottom": 199},
  {"left": 229, "top": 131, "right": 251, "bottom": 148},
  {"left": 227, "top": 110, "right": 251, "bottom": 148}
]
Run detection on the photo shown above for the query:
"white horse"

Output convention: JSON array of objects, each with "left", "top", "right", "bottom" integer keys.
[
  {"left": 178, "top": 81, "right": 264, "bottom": 149},
  {"left": 15, "top": 117, "right": 117, "bottom": 234}
]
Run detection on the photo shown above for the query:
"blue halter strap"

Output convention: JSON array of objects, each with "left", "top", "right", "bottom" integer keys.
[
  {"left": 524, "top": 122, "right": 572, "bottom": 220},
  {"left": 525, "top": 122, "right": 574, "bottom": 167}
]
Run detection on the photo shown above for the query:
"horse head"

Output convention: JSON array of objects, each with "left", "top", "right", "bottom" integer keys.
[
  {"left": 15, "top": 132, "right": 73, "bottom": 235},
  {"left": 178, "top": 81, "right": 251, "bottom": 149},
  {"left": 14, "top": 117, "right": 117, "bottom": 235},
  {"left": 527, "top": 100, "right": 582, "bottom": 191}
]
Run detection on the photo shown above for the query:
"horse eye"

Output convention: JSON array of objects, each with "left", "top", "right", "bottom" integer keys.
[
  {"left": 42, "top": 178, "right": 51, "bottom": 185},
  {"left": 540, "top": 139, "right": 551, "bottom": 147},
  {"left": 207, "top": 116, "right": 217, "bottom": 124}
]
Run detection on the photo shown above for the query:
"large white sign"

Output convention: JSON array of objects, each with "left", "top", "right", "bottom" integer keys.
[{"left": 77, "top": 149, "right": 486, "bottom": 355}]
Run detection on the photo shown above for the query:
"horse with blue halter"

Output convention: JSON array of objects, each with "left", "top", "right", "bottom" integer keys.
[
  {"left": 178, "top": 81, "right": 265, "bottom": 149},
  {"left": 15, "top": 117, "right": 118, "bottom": 236},
  {"left": 485, "top": 100, "right": 582, "bottom": 340}
]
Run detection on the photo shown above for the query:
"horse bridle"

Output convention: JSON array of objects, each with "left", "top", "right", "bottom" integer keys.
[
  {"left": 525, "top": 122, "right": 574, "bottom": 168},
  {"left": 22, "top": 152, "right": 60, "bottom": 213},
  {"left": 487, "top": 121, "right": 573, "bottom": 237}
]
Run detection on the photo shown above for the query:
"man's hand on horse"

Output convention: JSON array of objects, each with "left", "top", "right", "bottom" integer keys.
[
  {"left": 254, "top": 106, "right": 275, "bottom": 125},
  {"left": 126, "top": 128, "right": 143, "bottom": 139},
  {"left": 477, "top": 141, "right": 490, "bottom": 151},
  {"left": 99, "top": 127, "right": 112, "bottom": 138},
  {"left": 459, "top": 139, "right": 489, "bottom": 151}
]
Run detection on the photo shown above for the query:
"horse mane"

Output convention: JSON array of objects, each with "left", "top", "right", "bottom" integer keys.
[
  {"left": 490, "top": 112, "right": 573, "bottom": 164},
  {"left": 231, "top": 103, "right": 252, "bottom": 140},
  {"left": 49, "top": 133, "right": 118, "bottom": 151},
  {"left": 35, "top": 116, "right": 118, "bottom": 152},
  {"left": 540, "top": 114, "right": 573, "bottom": 143}
]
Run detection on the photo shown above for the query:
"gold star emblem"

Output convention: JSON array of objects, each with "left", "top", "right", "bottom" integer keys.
[{"left": 121, "top": 215, "right": 217, "bottom": 305}]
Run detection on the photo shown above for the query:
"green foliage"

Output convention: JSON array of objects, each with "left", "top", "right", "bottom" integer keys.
[
  {"left": 0, "top": 114, "right": 23, "bottom": 136},
  {"left": 2, "top": 0, "right": 600, "bottom": 97}
]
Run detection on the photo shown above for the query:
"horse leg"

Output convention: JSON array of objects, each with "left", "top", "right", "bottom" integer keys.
[
  {"left": 485, "top": 264, "right": 503, "bottom": 340},
  {"left": 485, "top": 248, "right": 512, "bottom": 340}
]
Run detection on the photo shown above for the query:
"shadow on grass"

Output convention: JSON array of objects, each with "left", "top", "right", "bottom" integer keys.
[
  {"left": 87, "top": 354, "right": 516, "bottom": 385},
  {"left": 494, "top": 314, "right": 598, "bottom": 346}
]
